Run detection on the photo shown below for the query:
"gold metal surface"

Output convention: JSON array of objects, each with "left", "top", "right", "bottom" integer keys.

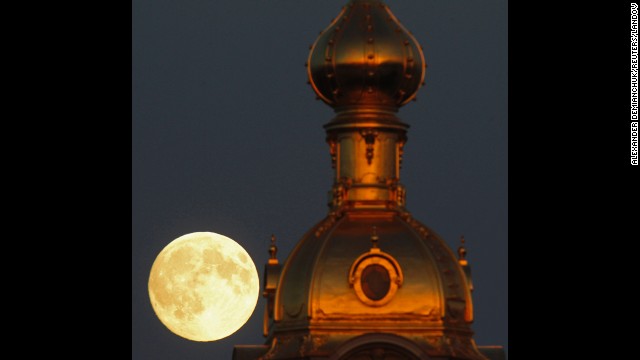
[
  {"left": 348, "top": 228, "right": 404, "bottom": 307},
  {"left": 266, "top": 212, "right": 483, "bottom": 359},
  {"left": 308, "top": 0, "right": 426, "bottom": 212},
  {"left": 307, "top": 0, "right": 426, "bottom": 110},
  {"left": 240, "top": 1, "right": 493, "bottom": 359},
  {"left": 262, "top": 235, "right": 281, "bottom": 337},
  {"left": 458, "top": 235, "right": 474, "bottom": 323}
]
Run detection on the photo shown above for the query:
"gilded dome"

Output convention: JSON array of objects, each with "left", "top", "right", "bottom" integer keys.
[
  {"left": 269, "top": 211, "right": 481, "bottom": 359},
  {"left": 245, "top": 1, "right": 493, "bottom": 359},
  {"left": 307, "top": 0, "right": 426, "bottom": 110}
]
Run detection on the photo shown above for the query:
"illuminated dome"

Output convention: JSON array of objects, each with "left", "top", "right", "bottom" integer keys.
[
  {"left": 269, "top": 212, "right": 481, "bottom": 359},
  {"left": 307, "top": 0, "right": 426, "bottom": 110},
  {"left": 234, "top": 1, "right": 502, "bottom": 359}
]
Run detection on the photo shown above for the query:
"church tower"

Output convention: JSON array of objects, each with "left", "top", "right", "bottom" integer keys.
[{"left": 234, "top": 1, "right": 504, "bottom": 359}]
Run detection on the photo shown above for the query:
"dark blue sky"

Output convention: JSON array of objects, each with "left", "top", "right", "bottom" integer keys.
[{"left": 132, "top": 1, "right": 507, "bottom": 359}]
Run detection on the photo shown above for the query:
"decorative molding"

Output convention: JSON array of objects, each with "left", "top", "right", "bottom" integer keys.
[
  {"left": 326, "top": 135, "right": 337, "bottom": 169},
  {"left": 327, "top": 177, "right": 352, "bottom": 214},
  {"left": 284, "top": 302, "right": 305, "bottom": 318},
  {"left": 315, "top": 212, "right": 338, "bottom": 238},
  {"left": 348, "top": 229, "right": 404, "bottom": 307},
  {"left": 360, "top": 129, "right": 378, "bottom": 165},
  {"left": 311, "top": 335, "right": 328, "bottom": 352},
  {"left": 398, "top": 134, "right": 407, "bottom": 169}
]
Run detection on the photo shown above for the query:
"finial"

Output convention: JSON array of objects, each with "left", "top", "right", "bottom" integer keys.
[
  {"left": 457, "top": 235, "right": 468, "bottom": 266},
  {"left": 370, "top": 226, "right": 379, "bottom": 249},
  {"left": 268, "top": 234, "right": 279, "bottom": 264}
]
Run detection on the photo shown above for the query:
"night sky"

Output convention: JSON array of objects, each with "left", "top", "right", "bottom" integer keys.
[{"left": 132, "top": 0, "right": 507, "bottom": 359}]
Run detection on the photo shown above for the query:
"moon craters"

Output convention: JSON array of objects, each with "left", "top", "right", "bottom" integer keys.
[{"left": 148, "top": 232, "right": 259, "bottom": 341}]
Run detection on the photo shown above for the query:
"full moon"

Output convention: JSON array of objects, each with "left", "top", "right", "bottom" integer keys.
[{"left": 148, "top": 232, "right": 259, "bottom": 341}]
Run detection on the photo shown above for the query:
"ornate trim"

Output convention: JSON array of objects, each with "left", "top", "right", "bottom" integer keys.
[
  {"left": 360, "top": 128, "right": 378, "bottom": 165},
  {"left": 326, "top": 135, "right": 337, "bottom": 169},
  {"left": 397, "top": 133, "right": 407, "bottom": 169},
  {"left": 348, "top": 228, "right": 403, "bottom": 307}
]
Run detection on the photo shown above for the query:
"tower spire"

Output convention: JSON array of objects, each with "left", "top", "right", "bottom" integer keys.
[{"left": 307, "top": 0, "right": 426, "bottom": 213}]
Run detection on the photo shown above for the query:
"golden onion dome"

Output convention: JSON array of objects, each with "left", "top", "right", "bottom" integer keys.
[{"left": 307, "top": 0, "right": 426, "bottom": 110}]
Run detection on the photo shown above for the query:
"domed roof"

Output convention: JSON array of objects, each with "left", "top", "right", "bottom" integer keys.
[
  {"left": 271, "top": 210, "right": 479, "bottom": 359},
  {"left": 251, "top": 2, "right": 490, "bottom": 360},
  {"left": 307, "top": 0, "right": 426, "bottom": 110}
]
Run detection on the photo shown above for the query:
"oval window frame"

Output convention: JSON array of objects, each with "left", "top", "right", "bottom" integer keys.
[{"left": 349, "top": 250, "right": 403, "bottom": 307}]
